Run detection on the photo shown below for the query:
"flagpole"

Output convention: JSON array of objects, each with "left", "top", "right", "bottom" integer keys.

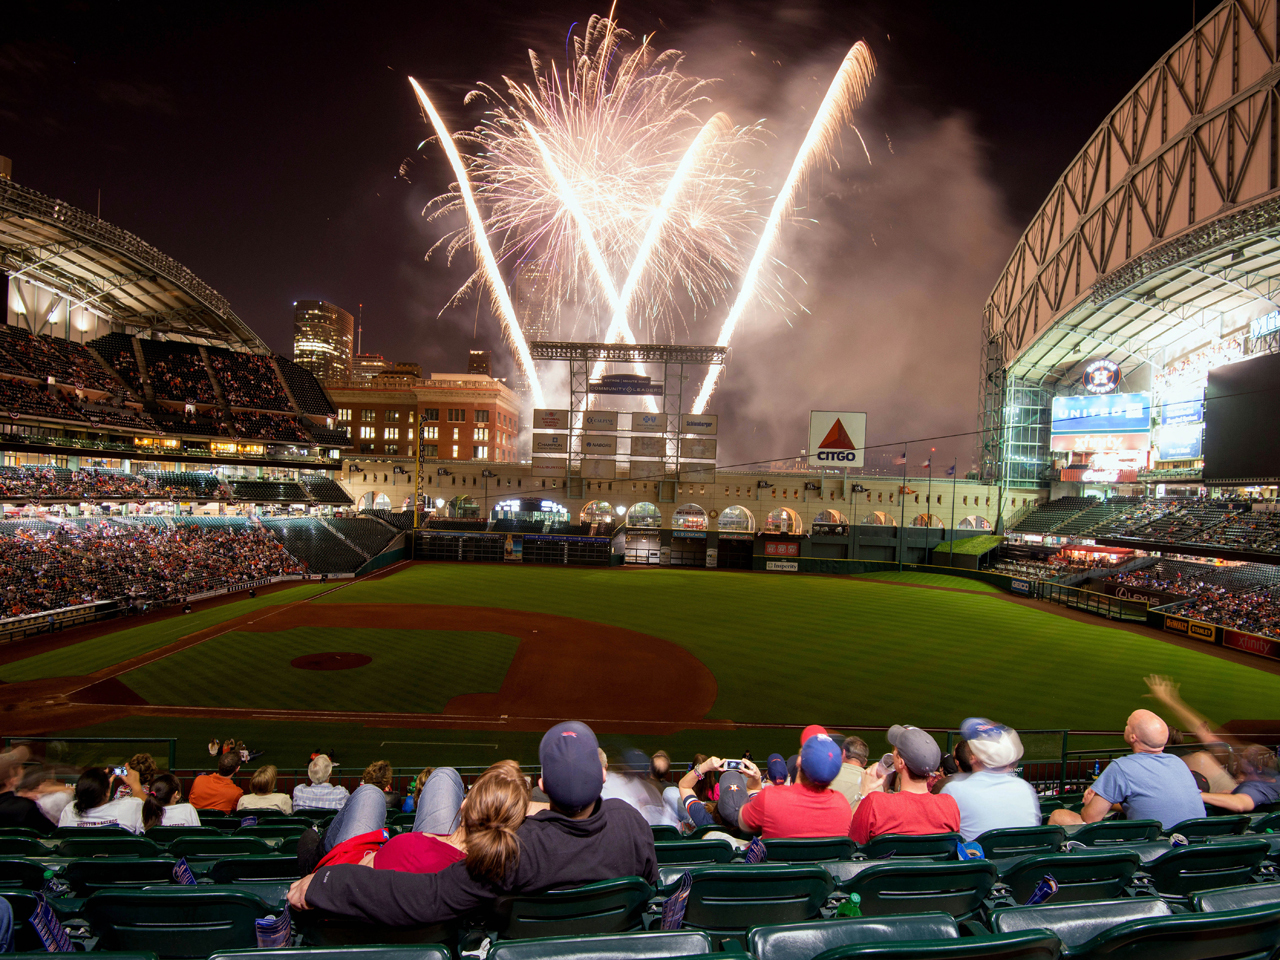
[
  {"left": 949, "top": 457, "right": 958, "bottom": 568},
  {"left": 926, "top": 459, "right": 933, "bottom": 532},
  {"left": 898, "top": 444, "right": 907, "bottom": 571}
]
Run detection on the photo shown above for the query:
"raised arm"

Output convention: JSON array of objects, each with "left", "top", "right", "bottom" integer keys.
[
  {"left": 293, "top": 860, "right": 490, "bottom": 926},
  {"left": 1143, "top": 675, "right": 1230, "bottom": 747}
]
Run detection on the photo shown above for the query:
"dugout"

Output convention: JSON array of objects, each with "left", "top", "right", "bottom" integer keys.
[
  {"left": 669, "top": 531, "right": 707, "bottom": 566},
  {"left": 716, "top": 533, "right": 753, "bottom": 569}
]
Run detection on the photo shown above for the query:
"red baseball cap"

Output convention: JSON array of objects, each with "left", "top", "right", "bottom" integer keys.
[{"left": 801, "top": 724, "right": 828, "bottom": 745}]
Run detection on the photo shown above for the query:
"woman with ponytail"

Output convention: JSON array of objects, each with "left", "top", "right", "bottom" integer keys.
[{"left": 141, "top": 773, "right": 200, "bottom": 830}]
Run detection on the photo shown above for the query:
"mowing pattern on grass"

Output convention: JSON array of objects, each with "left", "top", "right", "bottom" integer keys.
[
  {"left": 849, "top": 571, "right": 1001, "bottom": 592},
  {"left": 120, "top": 627, "right": 520, "bottom": 714},
  {"left": 0, "top": 583, "right": 333, "bottom": 683}
]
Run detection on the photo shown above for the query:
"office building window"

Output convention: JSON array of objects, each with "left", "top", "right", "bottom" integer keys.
[
  {"left": 360, "top": 443, "right": 375, "bottom": 453},
  {"left": 452, "top": 427, "right": 459, "bottom": 440},
  {"left": 473, "top": 427, "right": 489, "bottom": 441},
  {"left": 448, "top": 408, "right": 466, "bottom": 422},
  {"left": 424, "top": 408, "right": 439, "bottom": 421},
  {"left": 359, "top": 426, "right": 375, "bottom": 439},
  {"left": 473, "top": 445, "right": 489, "bottom": 459},
  {"left": 451, "top": 445, "right": 459, "bottom": 458},
  {"left": 386, "top": 444, "right": 399, "bottom": 455},
  {"left": 384, "top": 427, "right": 400, "bottom": 440},
  {"left": 422, "top": 426, "right": 438, "bottom": 440},
  {"left": 361, "top": 409, "right": 376, "bottom": 422},
  {"left": 337, "top": 409, "right": 351, "bottom": 421},
  {"left": 475, "top": 410, "right": 489, "bottom": 423},
  {"left": 423, "top": 444, "right": 438, "bottom": 457},
  {"left": 385, "top": 410, "right": 400, "bottom": 422}
]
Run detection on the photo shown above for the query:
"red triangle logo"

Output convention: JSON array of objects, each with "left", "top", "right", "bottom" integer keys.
[{"left": 818, "top": 418, "right": 856, "bottom": 450}]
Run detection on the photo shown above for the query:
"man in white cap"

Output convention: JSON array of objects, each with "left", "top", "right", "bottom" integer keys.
[{"left": 940, "top": 718, "right": 1039, "bottom": 841}]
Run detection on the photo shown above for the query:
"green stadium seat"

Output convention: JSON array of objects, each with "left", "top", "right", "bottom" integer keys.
[
  {"left": 1067, "top": 819, "right": 1161, "bottom": 846},
  {"left": 837, "top": 860, "right": 997, "bottom": 919},
  {"left": 490, "top": 876, "right": 655, "bottom": 939},
  {"left": 211, "top": 949, "right": 448, "bottom": 960},
  {"left": 654, "top": 839, "right": 736, "bottom": 865},
  {"left": 196, "top": 809, "right": 235, "bottom": 820},
  {"left": 487, "top": 930, "right": 713, "bottom": 960},
  {"left": 990, "top": 898, "right": 1173, "bottom": 947},
  {"left": 0, "top": 857, "right": 52, "bottom": 889},
  {"left": 748, "top": 912, "right": 961, "bottom": 960},
  {"left": 1141, "top": 838, "right": 1271, "bottom": 902},
  {"left": 688, "top": 824, "right": 745, "bottom": 841},
  {"left": 976, "top": 826, "right": 1066, "bottom": 860},
  {"left": 0, "top": 836, "right": 46, "bottom": 856},
  {"left": 145, "top": 826, "right": 221, "bottom": 844},
  {"left": 291, "top": 808, "right": 336, "bottom": 820},
  {"left": 672, "top": 864, "right": 834, "bottom": 944},
  {"left": 57, "top": 835, "right": 163, "bottom": 858},
  {"left": 1250, "top": 812, "right": 1280, "bottom": 834},
  {"left": 791, "top": 934, "right": 1059, "bottom": 960},
  {"left": 764, "top": 837, "right": 857, "bottom": 862},
  {"left": 1193, "top": 883, "right": 1280, "bottom": 913},
  {"left": 167, "top": 836, "right": 274, "bottom": 860},
  {"left": 238, "top": 817, "right": 314, "bottom": 832},
  {"left": 0, "top": 890, "right": 58, "bottom": 951},
  {"left": 996, "top": 850, "right": 1141, "bottom": 904},
  {"left": 859, "top": 833, "right": 963, "bottom": 861},
  {"left": 652, "top": 826, "right": 683, "bottom": 842},
  {"left": 53, "top": 824, "right": 134, "bottom": 838},
  {"left": 0, "top": 827, "right": 39, "bottom": 838},
  {"left": 294, "top": 907, "right": 455, "bottom": 947},
  {"left": 278, "top": 835, "right": 302, "bottom": 856},
  {"left": 235, "top": 825, "right": 307, "bottom": 842},
  {"left": 390, "top": 813, "right": 417, "bottom": 827},
  {"left": 85, "top": 888, "right": 276, "bottom": 958},
  {"left": 1168, "top": 815, "right": 1251, "bottom": 842},
  {"left": 63, "top": 858, "right": 181, "bottom": 896},
  {"left": 208, "top": 856, "right": 304, "bottom": 884}
]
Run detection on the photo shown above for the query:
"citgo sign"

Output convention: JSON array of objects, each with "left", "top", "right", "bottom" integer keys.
[{"left": 808, "top": 411, "right": 867, "bottom": 467}]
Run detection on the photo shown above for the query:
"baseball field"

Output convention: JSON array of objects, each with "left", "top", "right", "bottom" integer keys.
[{"left": 2, "top": 562, "right": 1277, "bottom": 769}]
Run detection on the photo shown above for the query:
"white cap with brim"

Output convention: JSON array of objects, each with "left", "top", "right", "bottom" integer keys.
[{"left": 960, "top": 717, "right": 1024, "bottom": 769}]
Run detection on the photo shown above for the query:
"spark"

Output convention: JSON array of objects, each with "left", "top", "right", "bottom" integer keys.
[{"left": 409, "top": 77, "right": 545, "bottom": 407}]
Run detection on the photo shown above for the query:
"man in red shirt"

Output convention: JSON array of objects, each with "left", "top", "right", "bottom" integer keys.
[
  {"left": 188, "top": 752, "right": 244, "bottom": 813},
  {"left": 737, "top": 732, "right": 851, "bottom": 838},
  {"left": 849, "top": 724, "right": 958, "bottom": 845}
]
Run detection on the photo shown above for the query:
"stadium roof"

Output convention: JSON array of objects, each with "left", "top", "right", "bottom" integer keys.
[
  {"left": 984, "top": 0, "right": 1280, "bottom": 389},
  {"left": 0, "top": 178, "right": 269, "bottom": 353}
]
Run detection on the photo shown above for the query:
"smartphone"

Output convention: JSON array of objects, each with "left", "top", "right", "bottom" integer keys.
[
  {"left": 111, "top": 766, "right": 128, "bottom": 777},
  {"left": 723, "top": 760, "right": 744, "bottom": 770}
]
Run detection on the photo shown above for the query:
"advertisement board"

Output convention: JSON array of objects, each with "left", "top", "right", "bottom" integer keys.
[
  {"left": 678, "top": 465, "right": 716, "bottom": 482},
  {"left": 581, "top": 434, "right": 618, "bottom": 456},
  {"left": 630, "top": 436, "right": 665, "bottom": 459},
  {"left": 531, "top": 457, "right": 564, "bottom": 476},
  {"left": 807, "top": 411, "right": 867, "bottom": 467},
  {"left": 680, "top": 437, "right": 718, "bottom": 460},
  {"left": 1051, "top": 393, "right": 1151, "bottom": 435},
  {"left": 1163, "top": 614, "right": 1217, "bottom": 643},
  {"left": 582, "top": 410, "right": 618, "bottom": 431},
  {"left": 679, "top": 413, "right": 718, "bottom": 435},
  {"left": 631, "top": 412, "right": 667, "bottom": 433},
  {"left": 1082, "top": 358, "right": 1121, "bottom": 394},
  {"left": 629, "top": 460, "right": 665, "bottom": 482},
  {"left": 766, "top": 560, "right": 799, "bottom": 572},
  {"left": 765, "top": 541, "right": 800, "bottom": 557},
  {"left": 580, "top": 458, "right": 617, "bottom": 480},
  {"left": 532, "top": 409, "right": 570, "bottom": 431},
  {"left": 532, "top": 433, "right": 569, "bottom": 454},
  {"left": 1094, "top": 580, "right": 1183, "bottom": 607},
  {"left": 590, "top": 376, "right": 663, "bottom": 395},
  {"left": 1161, "top": 384, "right": 1204, "bottom": 425},
  {"left": 1049, "top": 433, "right": 1151, "bottom": 453},
  {"left": 1224, "top": 629, "right": 1280, "bottom": 660},
  {"left": 1157, "top": 422, "right": 1203, "bottom": 461}
]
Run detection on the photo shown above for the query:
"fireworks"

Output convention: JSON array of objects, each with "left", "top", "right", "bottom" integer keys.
[{"left": 412, "top": 15, "right": 875, "bottom": 412}]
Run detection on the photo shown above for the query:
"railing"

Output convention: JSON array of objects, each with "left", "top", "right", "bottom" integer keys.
[{"left": 1039, "top": 581, "right": 1150, "bottom": 622}]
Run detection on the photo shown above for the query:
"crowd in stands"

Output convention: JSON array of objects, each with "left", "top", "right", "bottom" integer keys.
[
  {"left": 209, "top": 352, "right": 291, "bottom": 410},
  {"left": 0, "top": 520, "right": 303, "bottom": 617},
  {"left": 0, "top": 326, "right": 115, "bottom": 391},
  {"left": 142, "top": 352, "right": 218, "bottom": 405},
  {"left": 1102, "top": 560, "right": 1280, "bottom": 638},
  {"left": 230, "top": 411, "right": 312, "bottom": 443},
  {"left": 0, "top": 466, "right": 225, "bottom": 503}
]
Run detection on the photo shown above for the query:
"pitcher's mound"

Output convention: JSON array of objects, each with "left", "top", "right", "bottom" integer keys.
[{"left": 291, "top": 653, "right": 373, "bottom": 671}]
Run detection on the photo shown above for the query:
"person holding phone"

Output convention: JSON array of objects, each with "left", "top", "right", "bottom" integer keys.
[
  {"left": 736, "top": 733, "right": 852, "bottom": 839},
  {"left": 58, "top": 767, "right": 145, "bottom": 833}
]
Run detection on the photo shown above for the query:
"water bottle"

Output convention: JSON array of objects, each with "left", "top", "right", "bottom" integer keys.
[
  {"left": 836, "top": 893, "right": 862, "bottom": 918},
  {"left": 1092, "top": 760, "right": 1100, "bottom": 779}
]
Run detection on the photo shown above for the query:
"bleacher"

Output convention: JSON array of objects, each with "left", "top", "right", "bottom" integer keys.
[
  {"left": 137, "top": 340, "right": 218, "bottom": 405},
  {"left": 361, "top": 508, "right": 418, "bottom": 530},
  {"left": 297, "top": 476, "right": 353, "bottom": 504},
  {"left": 0, "top": 377, "right": 87, "bottom": 422},
  {"left": 230, "top": 411, "right": 311, "bottom": 444},
  {"left": 328, "top": 517, "right": 398, "bottom": 556},
  {"left": 150, "top": 406, "right": 226, "bottom": 437},
  {"left": 309, "top": 426, "right": 351, "bottom": 447},
  {"left": 0, "top": 326, "right": 116, "bottom": 390},
  {"left": 88, "top": 333, "right": 146, "bottom": 396},
  {"left": 260, "top": 516, "right": 366, "bottom": 572},
  {"left": 1051, "top": 499, "right": 1133, "bottom": 536},
  {"left": 207, "top": 350, "right": 292, "bottom": 410},
  {"left": 427, "top": 518, "right": 491, "bottom": 532},
  {"left": 140, "top": 470, "right": 224, "bottom": 499},
  {"left": 172, "top": 516, "right": 252, "bottom": 530},
  {"left": 276, "top": 356, "right": 336, "bottom": 416},
  {"left": 229, "top": 480, "right": 310, "bottom": 503},
  {"left": 1009, "top": 497, "right": 1097, "bottom": 534}
]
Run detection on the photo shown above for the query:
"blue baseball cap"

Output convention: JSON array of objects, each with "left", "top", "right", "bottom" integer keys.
[
  {"left": 766, "top": 753, "right": 788, "bottom": 785},
  {"left": 799, "top": 733, "right": 842, "bottom": 785},
  {"left": 539, "top": 721, "right": 603, "bottom": 810}
]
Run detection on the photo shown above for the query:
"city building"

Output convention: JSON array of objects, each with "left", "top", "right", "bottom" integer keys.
[
  {"left": 468, "top": 350, "right": 492, "bottom": 376},
  {"left": 352, "top": 352, "right": 389, "bottom": 382},
  {"left": 293, "top": 300, "right": 353, "bottom": 383}
]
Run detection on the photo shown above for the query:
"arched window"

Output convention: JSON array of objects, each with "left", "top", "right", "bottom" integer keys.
[
  {"left": 717, "top": 504, "right": 755, "bottom": 532},
  {"left": 765, "top": 506, "right": 802, "bottom": 534},
  {"left": 671, "top": 503, "right": 708, "bottom": 530},
  {"left": 814, "top": 509, "right": 848, "bottom": 524},
  {"left": 580, "top": 500, "right": 614, "bottom": 524},
  {"left": 911, "top": 513, "right": 944, "bottom": 527},
  {"left": 864, "top": 511, "right": 897, "bottom": 526},
  {"left": 626, "top": 502, "right": 662, "bottom": 528},
  {"left": 958, "top": 515, "right": 992, "bottom": 530},
  {"left": 357, "top": 491, "right": 390, "bottom": 511}
]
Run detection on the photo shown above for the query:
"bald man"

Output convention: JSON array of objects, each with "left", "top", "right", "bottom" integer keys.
[{"left": 1051, "top": 709, "right": 1205, "bottom": 830}]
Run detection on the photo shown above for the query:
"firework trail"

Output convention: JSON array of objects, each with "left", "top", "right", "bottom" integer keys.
[
  {"left": 692, "top": 41, "right": 876, "bottom": 414},
  {"left": 409, "top": 77, "right": 545, "bottom": 408}
]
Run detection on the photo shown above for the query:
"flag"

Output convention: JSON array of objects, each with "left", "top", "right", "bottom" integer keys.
[
  {"left": 946, "top": 465, "right": 956, "bottom": 477},
  {"left": 921, "top": 458, "right": 932, "bottom": 469},
  {"left": 892, "top": 453, "right": 907, "bottom": 465}
]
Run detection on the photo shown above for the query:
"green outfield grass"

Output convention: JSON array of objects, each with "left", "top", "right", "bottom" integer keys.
[
  {"left": 8, "top": 564, "right": 1280, "bottom": 767},
  {"left": 849, "top": 570, "right": 1001, "bottom": 592}
]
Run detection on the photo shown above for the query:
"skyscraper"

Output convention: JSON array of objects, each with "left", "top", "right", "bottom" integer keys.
[{"left": 293, "top": 300, "right": 354, "bottom": 383}]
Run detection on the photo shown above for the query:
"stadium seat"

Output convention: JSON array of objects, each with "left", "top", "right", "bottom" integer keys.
[
  {"left": 996, "top": 850, "right": 1141, "bottom": 904},
  {"left": 991, "top": 898, "right": 1173, "bottom": 947},
  {"left": 652, "top": 826, "right": 683, "bottom": 842},
  {"left": 765, "top": 837, "right": 857, "bottom": 862},
  {"left": 837, "top": 860, "right": 997, "bottom": 919},
  {"left": 654, "top": 839, "right": 736, "bottom": 865},
  {"left": 976, "top": 826, "right": 1066, "bottom": 860},
  {"left": 208, "top": 856, "right": 304, "bottom": 884},
  {"left": 1141, "top": 838, "right": 1271, "bottom": 902},
  {"left": 673, "top": 864, "right": 834, "bottom": 944},
  {"left": 1168, "top": 815, "right": 1251, "bottom": 842},
  {"left": 85, "top": 888, "right": 276, "bottom": 958},
  {"left": 211, "top": 949, "right": 447, "bottom": 960},
  {"left": 63, "top": 858, "right": 182, "bottom": 896},
  {"left": 57, "top": 835, "right": 162, "bottom": 858},
  {"left": 0, "top": 890, "right": 58, "bottom": 951},
  {"left": 749, "top": 913, "right": 960, "bottom": 960},
  {"left": 489, "top": 876, "right": 655, "bottom": 939},
  {"left": 0, "top": 857, "right": 51, "bottom": 889},
  {"left": 486, "top": 930, "right": 714, "bottom": 960},
  {"left": 167, "top": 836, "right": 274, "bottom": 859},
  {"left": 1067, "top": 819, "right": 1162, "bottom": 846},
  {"left": 859, "top": 832, "right": 963, "bottom": 861},
  {"left": 145, "top": 826, "right": 221, "bottom": 844},
  {"left": 0, "top": 836, "right": 46, "bottom": 856},
  {"left": 53, "top": 824, "right": 133, "bottom": 838},
  {"left": 775, "top": 934, "right": 1059, "bottom": 960},
  {"left": 1193, "top": 883, "right": 1280, "bottom": 913},
  {"left": 0, "top": 827, "right": 39, "bottom": 838},
  {"left": 1250, "top": 813, "right": 1280, "bottom": 834},
  {"left": 238, "top": 817, "right": 314, "bottom": 831},
  {"left": 294, "top": 907, "right": 455, "bottom": 947},
  {"left": 235, "top": 824, "right": 308, "bottom": 840}
]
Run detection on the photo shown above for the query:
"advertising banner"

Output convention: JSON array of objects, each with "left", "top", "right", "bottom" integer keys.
[
  {"left": 531, "top": 457, "right": 564, "bottom": 476},
  {"left": 1157, "top": 422, "right": 1203, "bottom": 461},
  {"left": 765, "top": 541, "right": 800, "bottom": 557},
  {"left": 532, "top": 433, "right": 569, "bottom": 454},
  {"left": 807, "top": 411, "right": 867, "bottom": 467},
  {"left": 1095, "top": 580, "right": 1184, "bottom": 607},
  {"left": 631, "top": 412, "right": 667, "bottom": 433},
  {"left": 1051, "top": 393, "right": 1151, "bottom": 435},
  {"left": 766, "top": 560, "right": 799, "bottom": 572},
  {"left": 533, "top": 409, "right": 570, "bottom": 431},
  {"left": 581, "top": 434, "right": 618, "bottom": 456},
  {"left": 580, "top": 459, "right": 617, "bottom": 480},
  {"left": 678, "top": 465, "right": 716, "bottom": 482},
  {"left": 503, "top": 535, "right": 523, "bottom": 562},
  {"left": 630, "top": 436, "right": 665, "bottom": 459},
  {"left": 1224, "top": 629, "right": 1280, "bottom": 660},
  {"left": 1010, "top": 579, "right": 1032, "bottom": 596},
  {"left": 1163, "top": 613, "right": 1217, "bottom": 643},
  {"left": 705, "top": 547, "right": 718, "bottom": 569},
  {"left": 679, "top": 413, "right": 718, "bottom": 435},
  {"left": 1161, "top": 384, "right": 1204, "bottom": 425},
  {"left": 591, "top": 377, "right": 663, "bottom": 395},
  {"left": 1049, "top": 433, "right": 1150, "bottom": 453},
  {"left": 680, "top": 437, "right": 718, "bottom": 460},
  {"left": 582, "top": 410, "right": 619, "bottom": 431},
  {"left": 629, "top": 460, "right": 665, "bottom": 482}
]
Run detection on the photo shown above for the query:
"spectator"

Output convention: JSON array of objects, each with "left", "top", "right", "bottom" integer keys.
[
  {"left": 1049, "top": 709, "right": 1205, "bottom": 829},
  {"left": 1144, "top": 673, "right": 1248, "bottom": 793},
  {"left": 141, "top": 773, "right": 200, "bottom": 829},
  {"left": 59, "top": 768, "right": 144, "bottom": 833},
  {"left": 668, "top": 757, "right": 753, "bottom": 835},
  {"left": 1200, "top": 744, "right": 1279, "bottom": 814},
  {"left": 830, "top": 736, "right": 869, "bottom": 809},
  {"left": 0, "top": 748, "right": 53, "bottom": 835},
  {"left": 361, "top": 760, "right": 400, "bottom": 811},
  {"left": 237, "top": 764, "right": 293, "bottom": 814},
  {"left": 764, "top": 754, "right": 788, "bottom": 787},
  {"left": 737, "top": 733, "right": 851, "bottom": 838},
  {"left": 189, "top": 752, "right": 243, "bottom": 813},
  {"left": 601, "top": 748, "right": 676, "bottom": 827},
  {"left": 849, "top": 725, "right": 960, "bottom": 844},
  {"left": 288, "top": 720, "right": 658, "bottom": 923},
  {"left": 14, "top": 765, "right": 73, "bottom": 827},
  {"left": 401, "top": 767, "right": 433, "bottom": 815},
  {"left": 117, "top": 753, "right": 159, "bottom": 801},
  {"left": 940, "top": 718, "right": 1039, "bottom": 841},
  {"left": 293, "top": 755, "right": 349, "bottom": 812}
]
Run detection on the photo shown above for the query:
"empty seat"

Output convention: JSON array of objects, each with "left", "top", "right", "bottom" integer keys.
[
  {"left": 0, "top": 857, "right": 50, "bottom": 889},
  {"left": 976, "top": 826, "right": 1065, "bottom": 860},
  {"left": 145, "top": 826, "right": 221, "bottom": 844},
  {"left": 167, "top": 836, "right": 273, "bottom": 859},
  {"left": 774, "top": 934, "right": 1060, "bottom": 960},
  {"left": 57, "top": 836, "right": 162, "bottom": 858},
  {"left": 63, "top": 858, "right": 183, "bottom": 896},
  {"left": 211, "top": 949, "right": 448, "bottom": 960},
  {"left": 1169, "top": 815, "right": 1251, "bottom": 842},
  {"left": 490, "top": 876, "right": 655, "bottom": 939},
  {"left": 991, "top": 898, "right": 1173, "bottom": 947},
  {"left": 651, "top": 826, "right": 682, "bottom": 843},
  {"left": 859, "top": 833, "right": 963, "bottom": 861},
  {"left": 765, "top": 837, "right": 857, "bottom": 862},
  {"left": 0, "top": 837, "right": 45, "bottom": 856},
  {"left": 1142, "top": 838, "right": 1271, "bottom": 902},
  {"left": 1193, "top": 883, "right": 1280, "bottom": 913},
  {"left": 654, "top": 840, "right": 736, "bottom": 866},
  {"left": 85, "top": 888, "right": 276, "bottom": 958},
  {"left": 674, "top": 864, "right": 834, "bottom": 944},
  {"left": 748, "top": 912, "right": 962, "bottom": 960},
  {"left": 998, "top": 850, "right": 1141, "bottom": 904},
  {"left": 1068, "top": 819, "right": 1162, "bottom": 846},
  {"left": 487, "top": 930, "right": 713, "bottom": 960},
  {"left": 209, "top": 856, "right": 305, "bottom": 884},
  {"left": 53, "top": 824, "right": 134, "bottom": 838},
  {"left": 839, "top": 860, "right": 997, "bottom": 919}
]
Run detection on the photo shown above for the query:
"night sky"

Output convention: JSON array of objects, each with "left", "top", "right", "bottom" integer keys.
[{"left": 2, "top": 0, "right": 1196, "bottom": 467}]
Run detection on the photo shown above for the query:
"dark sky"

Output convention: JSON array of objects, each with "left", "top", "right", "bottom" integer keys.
[{"left": 1, "top": 0, "right": 1197, "bottom": 465}]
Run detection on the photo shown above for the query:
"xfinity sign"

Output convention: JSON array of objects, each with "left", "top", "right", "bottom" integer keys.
[{"left": 808, "top": 411, "right": 867, "bottom": 467}]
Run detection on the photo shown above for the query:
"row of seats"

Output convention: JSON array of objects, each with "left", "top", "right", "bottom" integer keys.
[
  {"left": 326, "top": 518, "right": 397, "bottom": 556},
  {"left": 259, "top": 517, "right": 366, "bottom": 572},
  {"left": 297, "top": 477, "right": 354, "bottom": 505}
]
